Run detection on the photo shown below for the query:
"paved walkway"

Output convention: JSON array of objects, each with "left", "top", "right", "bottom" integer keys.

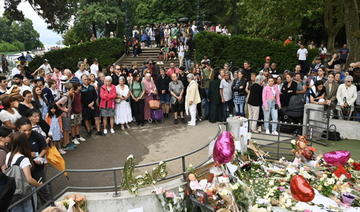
[{"left": 47, "top": 120, "right": 219, "bottom": 194}]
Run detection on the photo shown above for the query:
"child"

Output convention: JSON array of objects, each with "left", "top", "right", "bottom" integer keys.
[
  {"left": 71, "top": 83, "right": 86, "bottom": 144},
  {"left": 56, "top": 83, "right": 76, "bottom": 151},
  {"left": 45, "top": 104, "right": 65, "bottom": 154}
]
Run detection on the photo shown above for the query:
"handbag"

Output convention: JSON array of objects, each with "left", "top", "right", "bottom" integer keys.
[
  {"left": 149, "top": 99, "right": 160, "bottom": 109},
  {"left": 321, "top": 124, "right": 341, "bottom": 141}
]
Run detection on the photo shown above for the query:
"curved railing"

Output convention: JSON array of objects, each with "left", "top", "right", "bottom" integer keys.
[{"left": 8, "top": 123, "right": 226, "bottom": 212}]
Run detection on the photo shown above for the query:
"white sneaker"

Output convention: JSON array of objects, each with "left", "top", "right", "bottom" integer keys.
[
  {"left": 188, "top": 122, "right": 196, "bottom": 126},
  {"left": 78, "top": 136, "right": 86, "bottom": 142},
  {"left": 257, "top": 126, "right": 262, "bottom": 132},
  {"left": 72, "top": 138, "right": 80, "bottom": 145},
  {"left": 265, "top": 130, "right": 270, "bottom": 134},
  {"left": 104, "top": 129, "right": 108, "bottom": 135},
  {"left": 272, "top": 131, "right": 279, "bottom": 136},
  {"left": 59, "top": 149, "right": 67, "bottom": 155},
  {"left": 110, "top": 128, "right": 115, "bottom": 134}
]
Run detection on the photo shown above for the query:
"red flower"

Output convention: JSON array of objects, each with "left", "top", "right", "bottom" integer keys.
[
  {"left": 333, "top": 165, "right": 352, "bottom": 179},
  {"left": 353, "top": 162, "right": 360, "bottom": 171}
]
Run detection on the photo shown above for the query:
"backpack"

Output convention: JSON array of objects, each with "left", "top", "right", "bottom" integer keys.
[{"left": 4, "top": 155, "right": 33, "bottom": 203}]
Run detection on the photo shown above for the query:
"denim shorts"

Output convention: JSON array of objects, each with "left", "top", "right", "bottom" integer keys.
[{"left": 160, "top": 93, "right": 171, "bottom": 104}]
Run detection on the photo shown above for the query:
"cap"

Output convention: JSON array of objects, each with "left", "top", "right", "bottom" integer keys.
[{"left": 60, "top": 76, "right": 68, "bottom": 83}]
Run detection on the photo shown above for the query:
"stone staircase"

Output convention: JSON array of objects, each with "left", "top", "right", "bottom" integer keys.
[{"left": 115, "top": 47, "right": 179, "bottom": 68}]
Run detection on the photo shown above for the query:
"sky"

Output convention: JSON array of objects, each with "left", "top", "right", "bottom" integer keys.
[{"left": 0, "top": 0, "right": 63, "bottom": 46}]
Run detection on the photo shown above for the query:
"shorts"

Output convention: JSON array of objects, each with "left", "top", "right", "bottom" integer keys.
[
  {"left": 62, "top": 117, "right": 71, "bottom": 131},
  {"left": 171, "top": 102, "right": 184, "bottom": 113},
  {"left": 160, "top": 93, "right": 171, "bottom": 104},
  {"left": 100, "top": 108, "right": 115, "bottom": 117},
  {"left": 82, "top": 106, "right": 100, "bottom": 120},
  {"left": 71, "top": 114, "right": 82, "bottom": 127}
]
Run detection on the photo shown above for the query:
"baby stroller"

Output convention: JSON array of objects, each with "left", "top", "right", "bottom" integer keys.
[{"left": 279, "top": 104, "right": 304, "bottom": 135}]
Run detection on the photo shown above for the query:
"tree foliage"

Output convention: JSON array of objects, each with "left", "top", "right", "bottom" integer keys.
[{"left": 0, "top": 17, "right": 42, "bottom": 52}]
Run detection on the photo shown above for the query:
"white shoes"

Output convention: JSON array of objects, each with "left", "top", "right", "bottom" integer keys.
[
  {"left": 187, "top": 121, "right": 196, "bottom": 126},
  {"left": 72, "top": 138, "right": 80, "bottom": 145},
  {"left": 78, "top": 136, "right": 86, "bottom": 142},
  {"left": 265, "top": 130, "right": 270, "bottom": 134},
  {"left": 59, "top": 149, "right": 67, "bottom": 155},
  {"left": 103, "top": 129, "right": 108, "bottom": 135},
  {"left": 110, "top": 128, "right": 115, "bottom": 134},
  {"left": 272, "top": 131, "right": 279, "bottom": 136}
]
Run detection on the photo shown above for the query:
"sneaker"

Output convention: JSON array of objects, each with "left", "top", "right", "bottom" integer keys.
[
  {"left": 181, "top": 118, "right": 187, "bottom": 124},
  {"left": 272, "top": 131, "right": 279, "bottom": 136},
  {"left": 188, "top": 122, "right": 196, "bottom": 126},
  {"left": 174, "top": 119, "right": 179, "bottom": 124},
  {"left": 96, "top": 131, "right": 103, "bottom": 136},
  {"left": 265, "top": 130, "right": 270, "bottom": 134},
  {"left": 87, "top": 131, "right": 92, "bottom": 137},
  {"left": 110, "top": 128, "right": 115, "bottom": 134},
  {"left": 68, "top": 143, "right": 77, "bottom": 148},
  {"left": 59, "top": 149, "right": 67, "bottom": 155},
  {"left": 78, "top": 136, "right": 86, "bottom": 142},
  {"left": 104, "top": 129, "right": 108, "bottom": 135},
  {"left": 63, "top": 144, "right": 75, "bottom": 151},
  {"left": 257, "top": 126, "right": 262, "bottom": 132},
  {"left": 72, "top": 138, "right": 80, "bottom": 145}
]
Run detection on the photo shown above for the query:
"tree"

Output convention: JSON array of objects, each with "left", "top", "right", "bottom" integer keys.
[
  {"left": 324, "top": 0, "right": 344, "bottom": 53},
  {"left": 0, "top": 17, "right": 43, "bottom": 51},
  {"left": 4, "top": 0, "right": 77, "bottom": 33},
  {"left": 343, "top": 0, "right": 360, "bottom": 62}
]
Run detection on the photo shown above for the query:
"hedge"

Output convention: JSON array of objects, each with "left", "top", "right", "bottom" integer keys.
[
  {"left": 29, "top": 38, "right": 124, "bottom": 71},
  {"left": 194, "top": 32, "right": 317, "bottom": 72}
]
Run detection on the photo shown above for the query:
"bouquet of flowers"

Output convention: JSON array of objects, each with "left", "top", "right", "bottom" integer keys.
[
  {"left": 154, "top": 187, "right": 185, "bottom": 212},
  {"left": 55, "top": 193, "right": 87, "bottom": 212}
]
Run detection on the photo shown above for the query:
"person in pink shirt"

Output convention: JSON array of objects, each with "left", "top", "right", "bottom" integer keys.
[
  {"left": 166, "top": 63, "right": 180, "bottom": 77},
  {"left": 51, "top": 67, "right": 63, "bottom": 90},
  {"left": 262, "top": 77, "right": 281, "bottom": 135}
]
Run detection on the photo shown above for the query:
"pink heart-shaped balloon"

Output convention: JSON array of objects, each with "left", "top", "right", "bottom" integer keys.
[
  {"left": 213, "top": 131, "right": 235, "bottom": 165},
  {"left": 323, "top": 150, "right": 351, "bottom": 166}
]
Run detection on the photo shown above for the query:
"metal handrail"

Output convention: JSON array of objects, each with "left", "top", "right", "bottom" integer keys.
[{"left": 8, "top": 123, "right": 226, "bottom": 212}]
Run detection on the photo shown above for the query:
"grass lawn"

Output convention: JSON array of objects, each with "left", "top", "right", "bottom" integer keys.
[{"left": 313, "top": 139, "right": 360, "bottom": 160}]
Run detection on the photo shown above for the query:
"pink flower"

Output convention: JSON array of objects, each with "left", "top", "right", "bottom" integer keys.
[
  {"left": 278, "top": 186, "right": 285, "bottom": 192},
  {"left": 154, "top": 188, "right": 165, "bottom": 195},
  {"left": 304, "top": 210, "right": 312, "bottom": 212},
  {"left": 165, "top": 191, "right": 175, "bottom": 198}
]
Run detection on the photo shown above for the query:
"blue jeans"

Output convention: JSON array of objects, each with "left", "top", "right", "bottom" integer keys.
[
  {"left": 222, "top": 100, "right": 233, "bottom": 121},
  {"left": 185, "top": 59, "right": 192, "bottom": 71},
  {"left": 201, "top": 88, "right": 209, "bottom": 118},
  {"left": 10, "top": 198, "right": 34, "bottom": 212},
  {"left": 234, "top": 96, "right": 245, "bottom": 116},
  {"left": 263, "top": 100, "right": 278, "bottom": 132}
]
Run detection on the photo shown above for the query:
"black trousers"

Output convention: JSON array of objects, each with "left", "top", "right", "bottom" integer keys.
[
  {"left": 132, "top": 99, "right": 145, "bottom": 124},
  {"left": 33, "top": 166, "right": 50, "bottom": 207}
]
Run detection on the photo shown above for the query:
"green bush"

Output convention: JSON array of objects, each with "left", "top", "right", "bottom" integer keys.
[
  {"left": 0, "top": 41, "right": 21, "bottom": 52},
  {"left": 29, "top": 38, "right": 124, "bottom": 71},
  {"left": 194, "top": 32, "right": 317, "bottom": 72}
]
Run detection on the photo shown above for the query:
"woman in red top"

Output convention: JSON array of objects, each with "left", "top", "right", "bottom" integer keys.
[{"left": 99, "top": 76, "right": 117, "bottom": 135}]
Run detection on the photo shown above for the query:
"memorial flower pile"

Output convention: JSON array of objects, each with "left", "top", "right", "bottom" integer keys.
[{"left": 185, "top": 132, "right": 360, "bottom": 212}]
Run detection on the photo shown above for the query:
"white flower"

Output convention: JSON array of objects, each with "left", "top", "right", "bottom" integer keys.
[
  {"left": 127, "top": 154, "right": 134, "bottom": 160},
  {"left": 326, "top": 178, "right": 335, "bottom": 185},
  {"left": 269, "top": 180, "right": 275, "bottom": 186},
  {"left": 348, "top": 158, "right": 354, "bottom": 164},
  {"left": 291, "top": 139, "right": 296, "bottom": 145},
  {"left": 338, "top": 175, "right": 346, "bottom": 182}
]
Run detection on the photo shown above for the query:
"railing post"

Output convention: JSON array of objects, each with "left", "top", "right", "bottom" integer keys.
[
  {"left": 181, "top": 156, "right": 186, "bottom": 180},
  {"left": 277, "top": 121, "right": 280, "bottom": 160},
  {"left": 113, "top": 170, "right": 120, "bottom": 197}
]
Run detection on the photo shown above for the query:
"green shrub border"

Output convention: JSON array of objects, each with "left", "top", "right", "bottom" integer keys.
[
  {"left": 29, "top": 38, "right": 124, "bottom": 72},
  {"left": 194, "top": 32, "right": 317, "bottom": 72}
]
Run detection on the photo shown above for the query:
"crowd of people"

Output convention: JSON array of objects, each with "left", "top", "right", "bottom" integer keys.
[{"left": 0, "top": 24, "right": 360, "bottom": 211}]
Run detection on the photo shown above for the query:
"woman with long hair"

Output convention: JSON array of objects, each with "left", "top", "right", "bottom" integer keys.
[
  {"left": 5, "top": 131, "right": 42, "bottom": 212},
  {"left": 32, "top": 86, "right": 48, "bottom": 120},
  {"left": 262, "top": 77, "right": 281, "bottom": 135}
]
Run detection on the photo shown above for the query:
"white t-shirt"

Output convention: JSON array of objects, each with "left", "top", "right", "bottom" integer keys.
[
  {"left": 216, "top": 26, "right": 222, "bottom": 33},
  {"left": 20, "top": 85, "right": 32, "bottom": 95},
  {"left": 220, "top": 79, "right": 233, "bottom": 101},
  {"left": 297, "top": 48, "right": 308, "bottom": 60},
  {"left": 74, "top": 70, "right": 90, "bottom": 82},
  {"left": 11, "top": 67, "right": 21, "bottom": 77},
  {"left": 39, "top": 63, "right": 52, "bottom": 75},
  {"left": 5, "top": 153, "right": 31, "bottom": 169},
  {"left": 0, "top": 108, "right": 21, "bottom": 124},
  {"left": 90, "top": 64, "right": 99, "bottom": 77}
]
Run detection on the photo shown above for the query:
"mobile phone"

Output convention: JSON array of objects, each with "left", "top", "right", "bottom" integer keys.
[{"left": 37, "top": 177, "right": 43, "bottom": 183}]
